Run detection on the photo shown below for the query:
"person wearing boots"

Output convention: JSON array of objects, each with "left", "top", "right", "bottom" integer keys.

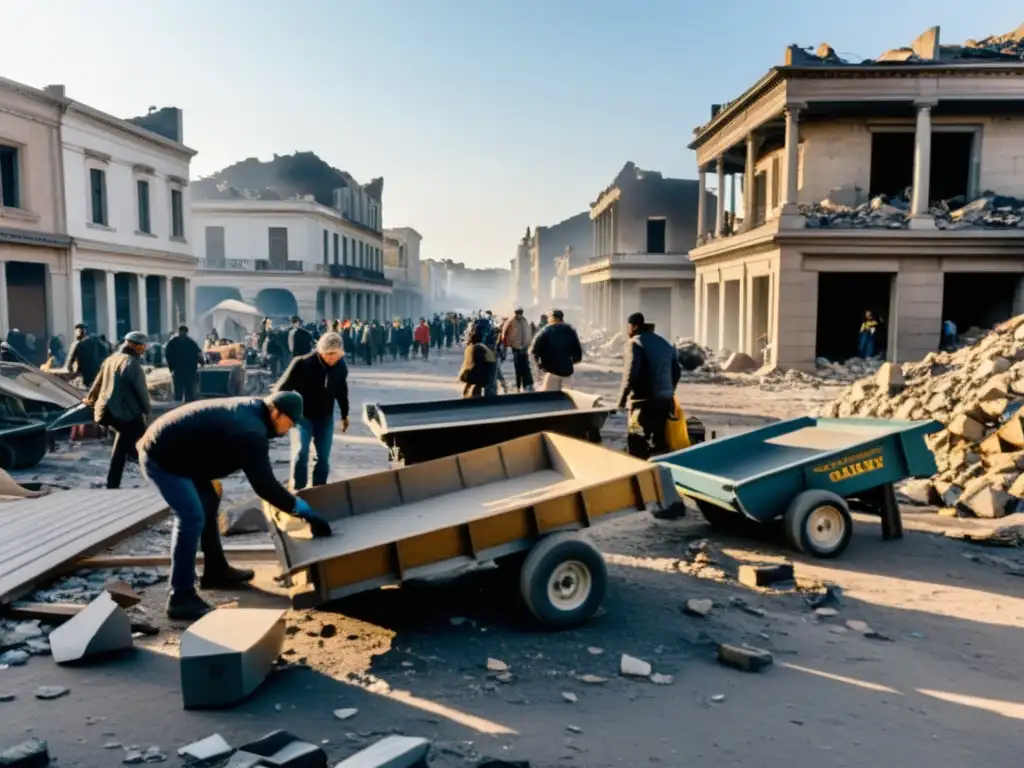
[
  {"left": 164, "top": 325, "right": 204, "bottom": 402},
  {"left": 83, "top": 330, "right": 152, "bottom": 489},
  {"left": 137, "top": 390, "right": 332, "bottom": 620},
  {"left": 618, "top": 312, "right": 681, "bottom": 459}
]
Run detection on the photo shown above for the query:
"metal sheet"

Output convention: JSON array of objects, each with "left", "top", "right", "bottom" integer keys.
[{"left": 0, "top": 489, "right": 169, "bottom": 604}]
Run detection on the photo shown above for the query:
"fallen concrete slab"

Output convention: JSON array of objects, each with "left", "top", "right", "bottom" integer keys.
[
  {"left": 227, "top": 730, "right": 326, "bottom": 768},
  {"left": 332, "top": 736, "right": 431, "bottom": 768},
  {"left": 180, "top": 608, "right": 285, "bottom": 709},
  {"left": 177, "top": 734, "right": 233, "bottom": 763},
  {"left": 49, "top": 592, "right": 133, "bottom": 664},
  {"left": 0, "top": 737, "right": 49, "bottom": 768}
]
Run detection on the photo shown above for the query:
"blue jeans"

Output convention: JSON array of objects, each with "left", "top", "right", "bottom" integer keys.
[
  {"left": 858, "top": 331, "right": 875, "bottom": 359},
  {"left": 140, "top": 452, "right": 206, "bottom": 595},
  {"left": 290, "top": 415, "right": 334, "bottom": 490}
]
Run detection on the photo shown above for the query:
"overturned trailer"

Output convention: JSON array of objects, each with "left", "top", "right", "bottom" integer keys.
[{"left": 0, "top": 363, "right": 83, "bottom": 469}]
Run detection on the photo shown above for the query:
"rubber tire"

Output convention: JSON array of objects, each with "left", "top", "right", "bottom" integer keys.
[
  {"left": 519, "top": 533, "right": 607, "bottom": 629},
  {"left": 0, "top": 441, "right": 16, "bottom": 471},
  {"left": 11, "top": 432, "right": 47, "bottom": 469},
  {"left": 696, "top": 499, "right": 742, "bottom": 529},
  {"left": 783, "top": 490, "right": 853, "bottom": 558}
]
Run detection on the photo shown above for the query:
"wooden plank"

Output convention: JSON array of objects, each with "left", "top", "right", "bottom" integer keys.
[
  {"left": 3, "top": 601, "right": 159, "bottom": 635},
  {"left": 71, "top": 545, "right": 278, "bottom": 571},
  {"left": 0, "top": 489, "right": 169, "bottom": 605}
]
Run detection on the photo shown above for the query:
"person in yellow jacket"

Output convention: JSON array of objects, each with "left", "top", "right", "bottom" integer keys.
[{"left": 858, "top": 310, "right": 879, "bottom": 358}]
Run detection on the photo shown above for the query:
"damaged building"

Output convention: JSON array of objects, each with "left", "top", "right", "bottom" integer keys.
[
  {"left": 689, "top": 24, "right": 1024, "bottom": 370},
  {"left": 571, "top": 162, "right": 714, "bottom": 339},
  {"left": 513, "top": 212, "right": 591, "bottom": 313}
]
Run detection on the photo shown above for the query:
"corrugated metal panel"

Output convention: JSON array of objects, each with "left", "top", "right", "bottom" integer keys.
[{"left": 0, "top": 489, "right": 169, "bottom": 604}]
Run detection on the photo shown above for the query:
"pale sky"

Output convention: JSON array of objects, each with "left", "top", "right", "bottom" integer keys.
[{"left": 2, "top": 1, "right": 1019, "bottom": 267}]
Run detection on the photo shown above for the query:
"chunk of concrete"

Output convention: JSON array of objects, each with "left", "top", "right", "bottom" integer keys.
[
  {"left": 961, "top": 485, "right": 1010, "bottom": 519},
  {"left": 948, "top": 414, "right": 985, "bottom": 442},
  {"left": 177, "top": 734, "right": 233, "bottom": 763},
  {"left": 332, "top": 735, "right": 431, "bottom": 768},
  {"left": 620, "top": 654, "right": 652, "bottom": 677},
  {"left": 180, "top": 608, "right": 285, "bottom": 710},
  {"left": 722, "top": 352, "right": 758, "bottom": 373},
  {"left": 738, "top": 563, "right": 794, "bottom": 588},
  {"left": 998, "top": 414, "right": 1024, "bottom": 449},
  {"left": 874, "top": 362, "right": 904, "bottom": 393},
  {"left": 717, "top": 644, "right": 773, "bottom": 672},
  {"left": 103, "top": 580, "right": 142, "bottom": 608},
  {"left": 0, "top": 738, "right": 49, "bottom": 768},
  {"left": 49, "top": 592, "right": 133, "bottom": 664},
  {"left": 228, "top": 731, "right": 326, "bottom": 768},
  {"left": 683, "top": 598, "right": 714, "bottom": 617}
]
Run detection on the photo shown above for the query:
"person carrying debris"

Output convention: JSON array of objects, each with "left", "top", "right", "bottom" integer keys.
[
  {"left": 275, "top": 332, "right": 350, "bottom": 490},
  {"left": 529, "top": 309, "right": 583, "bottom": 391},
  {"left": 137, "top": 390, "right": 332, "bottom": 620},
  {"left": 66, "top": 323, "right": 106, "bottom": 387},
  {"left": 501, "top": 307, "right": 534, "bottom": 392},
  {"left": 617, "top": 312, "right": 681, "bottom": 459},
  {"left": 164, "top": 325, "right": 204, "bottom": 403},
  {"left": 84, "top": 331, "right": 152, "bottom": 489},
  {"left": 858, "top": 310, "right": 879, "bottom": 358}
]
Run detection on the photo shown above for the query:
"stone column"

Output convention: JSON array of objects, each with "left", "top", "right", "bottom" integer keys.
[
  {"left": 779, "top": 105, "right": 805, "bottom": 229},
  {"left": 184, "top": 279, "right": 194, "bottom": 327},
  {"left": 71, "top": 268, "right": 83, "bottom": 329},
  {"left": 163, "top": 277, "right": 174, "bottom": 335},
  {"left": 592, "top": 218, "right": 598, "bottom": 260},
  {"left": 134, "top": 274, "right": 148, "bottom": 336},
  {"left": 744, "top": 132, "right": 757, "bottom": 230},
  {"left": 609, "top": 206, "right": 616, "bottom": 255},
  {"left": 0, "top": 262, "right": 8, "bottom": 338},
  {"left": 105, "top": 271, "right": 117, "bottom": 339},
  {"left": 715, "top": 156, "right": 726, "bottom": 237},
  {"left": 909, "top": 101, "right": 937, "bottom": 230},
  {"left": 696, "top": 168, "right": 707, "bottom": 244}
]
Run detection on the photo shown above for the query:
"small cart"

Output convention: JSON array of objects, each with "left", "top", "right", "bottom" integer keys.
[
  {"left": 657, "top": 416, "right": 941, "bottom": 558},
  {"left": 265, "top": 432, "right": 665, "bottom": 627},
  {"left": 363, "top": 389, "right": 616, "bottom": 465}
]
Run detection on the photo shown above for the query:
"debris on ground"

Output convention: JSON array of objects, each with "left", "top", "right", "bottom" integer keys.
[
  {"left": 177, "top": 735, "right": 233, "bottom": 763},
  {"left": 717, "top": 644, "right": 774, "bottom": 673},
  {"left": 738, "top": 563, "right": 795, "bottom": 588},
  {"left": 822, "top": 315, "right": 1024, "bottom": 530},
  {"left": 486, "top": 657, "right": 509, "bottom": 672},
  {"left": 619, "top": 654, "right": 652, "bottom": 677},
  {"left": 0, "top": 737, "right": 49, "bottom": 768},
  {"left": 561, "top": 691, "right": 578, "bottom": 703},
  {"left": 683, "top": 598, "right": 714, "bottom": 617},
  {"left": 49, "top": 593, "right": 133, "bottom": 665},
  {"left": 34, "top": 686, "right": 69, "bottom": 700},
  {"left": 335, "top": 735, "right": 430, "bottom": 768}
]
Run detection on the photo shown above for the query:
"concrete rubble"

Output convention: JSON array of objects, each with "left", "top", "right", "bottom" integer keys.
[
  {"left": 49, "top": 592, "right": 134, "bottom": 665},
  {"left": 802, "top": 190, "right": 1024, "bottom": 231},
  {"left": 821, "top": 315, "right": 1024, "bottom": 529}
]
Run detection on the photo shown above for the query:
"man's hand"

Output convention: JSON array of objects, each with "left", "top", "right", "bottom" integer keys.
[
  {"left": 341, "top": 417, "right": 350, "bottom": 433},
  {"left": 293, "top": 498, "right": 332, "bottom": 538}
]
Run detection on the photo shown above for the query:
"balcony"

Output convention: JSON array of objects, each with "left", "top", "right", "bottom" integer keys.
[
  {"left": 320, "top": 263, "right": 392, "bottom": 286},
  {"left": 568, "top": 252, "right": 693, "bottom": 278},
  {"left": 197, "top": 258, "right": 307, "bottom": 272}
]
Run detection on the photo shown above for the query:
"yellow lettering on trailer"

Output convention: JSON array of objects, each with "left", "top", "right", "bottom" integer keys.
[{"left": 828, "top": 456, "right": 885, "bottom": 483}]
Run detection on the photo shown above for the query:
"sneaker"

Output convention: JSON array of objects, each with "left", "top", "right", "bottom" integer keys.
[
  {"left": 199, "top": 565, "right": 256, "bottom": 590},
  {"left": 166, "top": 591, "right": 214, "bottom": 621}
]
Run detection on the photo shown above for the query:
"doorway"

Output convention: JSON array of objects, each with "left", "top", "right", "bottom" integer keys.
[{"left": 816, "top": 272, "right": 894, "bottom": 362}]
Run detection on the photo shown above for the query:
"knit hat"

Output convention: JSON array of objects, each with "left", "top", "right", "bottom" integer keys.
[{"left": 266, "top": 391, "right": 303, "bottom": 423}]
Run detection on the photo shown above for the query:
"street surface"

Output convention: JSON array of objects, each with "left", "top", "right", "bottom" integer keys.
[{"left": 3, "top": 352, "right": 1023, "bottom": 767}]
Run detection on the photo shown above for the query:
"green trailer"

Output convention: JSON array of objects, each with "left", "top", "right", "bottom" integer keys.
[{"left": 657, "top": 416, "right": 942, "bottom": 558}]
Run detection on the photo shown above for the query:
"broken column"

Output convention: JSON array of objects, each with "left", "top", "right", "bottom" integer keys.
[
  {"left": 49, "top": 592, "right": 133, "bottom": 664},
  {"left": 909, "top": 101, "right": 937, "bottom": 230}
]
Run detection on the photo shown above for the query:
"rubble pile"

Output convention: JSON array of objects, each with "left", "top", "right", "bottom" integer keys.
[
  {"left": 821, "top": 315, "right": 1024, "bottom": 521},
  {"left": 815, "top": 356, "right": 883, "bottom": 383},
  {"left": 802, "top": 191, "right": 1024, "bottom": 231}
]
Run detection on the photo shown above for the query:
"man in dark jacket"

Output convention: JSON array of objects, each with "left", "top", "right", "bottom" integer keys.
[
  {"left": 617, "top": 312, "right": 682, "bottom": 459},
  {"left": 275, "top": 332, "right": 350, "bottom": 490},
  {"left": 288, "top": 315, "right": 314, "bottom": 358},
  {"left": 66, "top": 323, "right": 105, "bottom": 387},
  {"left": 164, "top": 325, "right": 204, "bottom": 402},
  {"left": 138, "top": 390, "right": 331, "bottom": 620},
  {"left": 529, "top": 309, "right": 583, "bottom": 391},
  {"left": 84, "top": 331, "right": 152, "bottom": 489}
]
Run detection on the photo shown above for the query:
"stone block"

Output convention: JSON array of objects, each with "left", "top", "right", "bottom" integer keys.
[
  {"left": 0, "top": 738, "right": 49, "bottom": 768},
  {"left": 874, "top": 362, "right": 904, "bottom": 393},
  {"left": 180, "top": 609, "right": 285, "bottom": 710},
  {"left": 717, "top": 644, "right": 773, "bottom": 672},
  {"left": 227, "top": 731, "right": 326, "bottom": 768},
  {"left": 977, "top": 375, "right": 1010, "bottom": 402},
  {"left": 103, "top": 580, "right": 141, "bottom": 608},
  {"left": 1008, "top": 473, "right": 1024, "bottom": 498},
  {"left": 948, "top": 414, "right": 985, "bottom": 442},
  {"left": 332, "top": 736, "right": 431, "bottom": 768},
  {"left": 722, "top": 352, "right": 758, "bottom": 373},
  {"left": 961, "top": 485, "right": 1010, "bottom": 519},
  {"left": 998, "top": 414, "right": 1024, "bottom": 449},
  {"left": 49, "top": 592, "right": 133, "bottom": 664},
  {"left": 978, "top": 432, "right": 1008, "bottom": 455},
  {"left": 738, "top": 563, "right": 794, "bottom": 588},
  {"left": 178, "top": 735, "right": 233, "bottom": 764},
  {"left": 980, "top": 399, "right": 1009, "bottom": 422}
]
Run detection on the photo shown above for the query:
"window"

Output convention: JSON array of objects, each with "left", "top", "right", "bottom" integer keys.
[
  {"left": 268, "top": 226, "right": 288, "bottom": 265},
  {"left": 333, "top": 232, "right": 339, "bottom": 264},
  {"left": 205, "top": 226, "right": 225, "bottom": 266},
  {"left": 646, "top": 218, "right": 666, "bottom": 254},
  {"left": 342, "top": 236, "right": 348, "bottom": 265},
  {"left": 358, "top": 241, "right": 364, "bottom": 267},
  {"left": 0, "top": 145, "right": 19, "bottom": 208},
  {"left": 137, "top": 180, "right": 151, "bottom": 233},
  {"left": 89, "top": 168, "right": 107, "bottom": 225},
  {"left": 753, "top": 171, "right": 768, "bottom": 227},
  {"left": 171, "top": 188, "right": 184, "bottom": 238},
  {"left": 323, "top": 229, "right": 329, "bottom": 264}
]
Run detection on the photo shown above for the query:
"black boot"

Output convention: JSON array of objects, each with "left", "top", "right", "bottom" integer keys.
[
  {"left": 200, "top": 564, "right": 255, "bottom": 590},
  {"left": 166, "top": 591, "right": 213, "bottom": 621}
]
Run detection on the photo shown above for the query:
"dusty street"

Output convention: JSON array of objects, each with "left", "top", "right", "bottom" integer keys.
[{"left": 3, "top": 353, "right": 1023, "bottom": 768}]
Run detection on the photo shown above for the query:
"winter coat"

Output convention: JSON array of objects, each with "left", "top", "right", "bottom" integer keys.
[
  {"left": 529, "top": 322, "right": 583, "bottom": 378},
  {"left": 66, "top": 334, "right": 105, "bottom": 386},
  {"left": 164, "top": 333, "right": 203, "bottom": 375},
  {"left": 617, "top": 327, "right": 681, "bottom": 408},
  {"left": 275, "top": 352, "right": 349, "bottom": 421},
  {"left": 288, "top": 325, "right": 314, "bottom": 357},
  {"left": 459, "top": 343, "right": 490, "bottom": 386},
  {"left": 501, "top": 316, "right": 532, "bottom": 350},
  {"left": 414, "top": 323, "right": 430, "bottom": 345},
  {"left": 137, "top": 397, "right": 295, "bottom": 513},
  {"left": 84, "top": 345, "right": 151, "bottom": 423}
]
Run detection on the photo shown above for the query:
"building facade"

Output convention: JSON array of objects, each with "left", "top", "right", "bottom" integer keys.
[
  {"left": 688, "top": 26, "right": 1024, "bottom": 370},
  {"left": 57, "top": 89, "right": 198, "bottom": 343},
  {"left": 570, "top": 162, "right": 714, "bottom": 339},
  {"left": 0, "top": 78, "right": 70, "bottom": 363},
  {"left": 526, "top": 212, "right": 591, "bottom": 312},
  {"left": 510, "top": 228, "right": 532, "bottom": 309},
  {"left": 192, "top": 198, "right": 392, "bottom": 324},
  {"left": 383, "top": 226, "right": 423, "bottom": 320}
]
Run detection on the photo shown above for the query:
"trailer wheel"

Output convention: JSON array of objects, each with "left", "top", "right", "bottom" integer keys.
[
  {"left": 0, "top": 441, "right": 16, "bottom": 470},
  {"left": 784, "top": 490, "right": 852, "bottom": 558},
  {"left": 696, "top": 500, "right": 740, "bottom": 530},
  {"left": 520, "top": 533, "right": 607, "bottom": 629}
]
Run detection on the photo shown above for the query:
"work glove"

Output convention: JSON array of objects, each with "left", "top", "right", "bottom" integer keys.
[{"left": 292, "top": 498, "right": 332, "bottom": 538}]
